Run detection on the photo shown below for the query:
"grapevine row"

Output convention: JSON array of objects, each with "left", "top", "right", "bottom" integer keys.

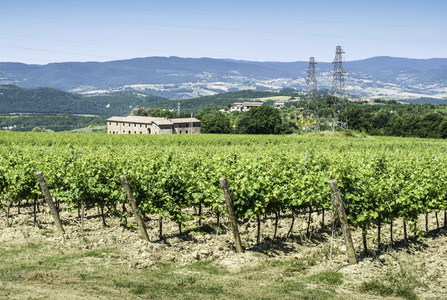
[{"left": 1, "top": 133, "right": 446, "bottom": 248}]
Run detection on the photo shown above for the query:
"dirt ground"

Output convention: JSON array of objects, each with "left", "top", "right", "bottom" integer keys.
[{"left": 1, "top": 201, "right": 446, "bottom": 299}]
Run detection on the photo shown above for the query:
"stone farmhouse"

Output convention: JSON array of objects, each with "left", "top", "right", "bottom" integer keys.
[
  {"left": 229, "top": 102, "right": 263, "bottom": 112},
  {"left": 107, "top": 116, "right": 201, "bottom": 134}
]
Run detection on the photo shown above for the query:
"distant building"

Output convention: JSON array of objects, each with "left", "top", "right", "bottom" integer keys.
[
  {"left": 229, "top": 102, "right": 263, "bottom": 112},
  {"left": 274, "top": 102, "right": 285, "bottom": 109},
  {"left": 106, "top": 116, "right": 201, "bottom": 134}
]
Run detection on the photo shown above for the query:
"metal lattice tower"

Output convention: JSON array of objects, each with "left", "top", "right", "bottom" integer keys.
[
  {"left": 306, "top": 57, "right": 319, "bottom": 130},
  {"left": 331, "top": 46, "right": 348, "bottom": 130},
  {"left": 332, "top": 46, "right": 345, "bottom": 98}
]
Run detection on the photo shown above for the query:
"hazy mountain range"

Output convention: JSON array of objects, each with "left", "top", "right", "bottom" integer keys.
[{"left": 1, "top": 56, "right": 447, "bottom": 101}]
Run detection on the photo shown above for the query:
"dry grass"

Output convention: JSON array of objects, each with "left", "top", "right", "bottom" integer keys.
[
  {"left": 1, "top": 203, "right": 446, "bottom": 299},
  {"left": 0, "top": 240, "right": 346, "bottom": 300}
]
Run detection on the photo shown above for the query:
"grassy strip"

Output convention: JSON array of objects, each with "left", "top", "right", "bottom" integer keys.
[
  {"left": 0, "top": 241, "right": 350, "bottom": 299},
  {"left": 360, "top": 259, "right": 423, "bottom": 300}
]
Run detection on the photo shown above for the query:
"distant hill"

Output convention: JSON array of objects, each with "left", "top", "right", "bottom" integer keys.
[
  {"left": 0, "top": 85, "right": 166, "bottom": 115},
  {"left": 0, "top": 84, "right": 95, "bottom": 114},
  {"left": 1, "top": 56, "right": 447, "bottom": 102},
  {"left": 0, "top": 57, "right": 298, "bottom": 91}
]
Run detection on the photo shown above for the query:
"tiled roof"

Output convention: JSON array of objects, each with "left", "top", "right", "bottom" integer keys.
[
  {"left": 107, "top": 116, "right": 168, "bottom": 124},
  {"left": 107, "top": 116, "right": 200, "bottom": 125},
  {"left": 170, "top": 118, "right": 201, "bottom": 123},
  {"left": 231, "top": 102, "right": 263, "bottom": 107},
  {"left": 242, "top": 102, "right": 263, "bottom": 106},
  {"left": 151, "top": 118, "right": 176, "bottom": 125}
]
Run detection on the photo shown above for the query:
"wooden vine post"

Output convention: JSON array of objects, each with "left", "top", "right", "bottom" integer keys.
[
  {"left": 219, "top": 177, "right": 243, "bottom": 253},
  {"left": 6, "top": 196, "right": 11, "bottom": 228},
  {"left": 35, "top": 171, "right": 65, "bottom": 235},
  {"left": 33, "top": 195, "right": 38, "bottom": 227},
  {"left": 328, "top": 180, "right": 357, "bottom": 265},
  {"left": 119, "top": 175, "right": 150, "bottom": 242}
]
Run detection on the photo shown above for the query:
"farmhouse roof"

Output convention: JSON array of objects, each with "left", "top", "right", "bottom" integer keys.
[
  {"left": 170, "top": 118, "right": 201, "bottom": 123},
  {"left": 242, "top": 102, "right": 263, "bottom": 106},
  {"left": 107, "top": 116, "right": 200, "bottom": 125},
  {"left": 231, "top": 102, "right": 263, "bottom": 106},
  {"left": 107, "top": 116, "right": 168, "bottom": 124},
  {"left": 151, "top": 118, "right": 176, "bottom": 125}
]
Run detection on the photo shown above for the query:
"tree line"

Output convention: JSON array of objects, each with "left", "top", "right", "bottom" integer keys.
[
  {"left": 345, "top": 100, "right": 447, "bottom": 138},
  {"left": 192, "top": 96, "right": 447, "bottom": 137}
]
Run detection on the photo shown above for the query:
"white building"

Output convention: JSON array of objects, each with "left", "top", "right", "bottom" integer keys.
[
  {"left": 274, "top": 102, "right": 285, "bottom": 109},
  {"left": 229, "top": 102, "right": 263, "bottom": 112},
  {"left": 106, "top": 116, "right": 201, "bottom": 134}
]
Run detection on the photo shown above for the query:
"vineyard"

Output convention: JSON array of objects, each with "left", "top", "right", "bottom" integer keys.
[
  {"left": 1, "top": 131, "right": 447, "bottom": 299},
  {"left": 2, "top": 132, "right": 447, "bottom": 242}
]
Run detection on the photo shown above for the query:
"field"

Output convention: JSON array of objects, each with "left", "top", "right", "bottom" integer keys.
[
  {"left": 1, "top": 131, "right": 447, "bottom": 299},
  {"left": 253, "top": 95, "right": 292, "bottom": 102}
]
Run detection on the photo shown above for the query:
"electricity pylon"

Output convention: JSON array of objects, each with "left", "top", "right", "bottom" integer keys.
[
  {"left": 306, "top": 57, "right": 319, "bottom": 130},
  {"left": 331, "top": 46, "right": 348, "bottom": 130}
]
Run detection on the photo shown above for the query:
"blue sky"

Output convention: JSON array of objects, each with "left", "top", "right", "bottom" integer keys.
[{"left": 0, "top": 0, "right": 446, "bottom": 64}]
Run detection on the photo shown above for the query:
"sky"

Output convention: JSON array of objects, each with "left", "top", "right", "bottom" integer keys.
[{"left": 0, "top": 0, "right": 446, "bottom": 65}]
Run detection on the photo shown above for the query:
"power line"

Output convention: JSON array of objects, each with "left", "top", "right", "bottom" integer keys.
[
  {"left": 3, "top": 1, "right": 446, "bottom": 31},
  {"left": 1, "top": 12, "right": 446, "bottom": 46},
  {"left": 0, "top": 44, "right": 121, "bottom": 60}
]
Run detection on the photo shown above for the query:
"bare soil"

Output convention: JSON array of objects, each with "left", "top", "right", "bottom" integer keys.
[{"left": 1, "top": 201, "right": 446, "bottom": 299}]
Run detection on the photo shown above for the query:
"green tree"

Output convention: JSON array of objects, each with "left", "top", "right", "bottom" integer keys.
[
  {"left": 198, "top": 112, "right": 232, "bottom": 134},
  {"left": 151, "top": 109, "right": 177, "bottom": 118},
  {"left": 236, "top": 105, "right": 283, "bottom": 134},
  {"left": 135, "top": 107, "right": 150, "bottom": 116},
  {"left": 419, "top": 112, "right": 444, "bottom": 138}
]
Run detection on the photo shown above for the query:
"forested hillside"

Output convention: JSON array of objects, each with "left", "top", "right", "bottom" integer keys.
[
  {"left": 0, "top": 114, "right": 107, "bottom": 132},
  {"left": 0, "top": 85, "right": 166, "bottom": 116},
  {"left": 0, "top": 85, "right": 97, "bottom": 114}
]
